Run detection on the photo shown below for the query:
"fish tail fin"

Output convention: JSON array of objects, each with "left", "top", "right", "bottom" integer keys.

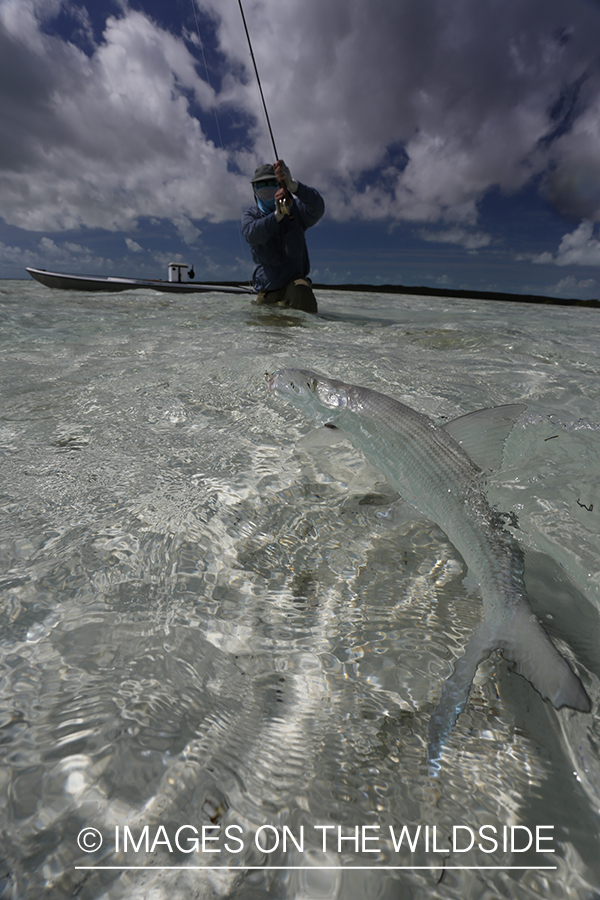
[
  {"left": 427, "top": 624, "right": 495, "bottom": 772},
  {"left": 427, "top": 601, "right": 591, "bottom": 773},
  {"left": 500, "top": 600, "right": 591, "bottom": 714}
]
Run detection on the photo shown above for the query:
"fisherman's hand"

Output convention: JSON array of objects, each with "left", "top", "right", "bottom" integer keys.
[
  {"left": 274, "top": 197, "right": 289, "bottom": 222},
  {"left": 275, "top": 160, "right": 298, "bottom": 193},
  {"left": 274, "top": 187, "right": 293, "bottom": 221}
]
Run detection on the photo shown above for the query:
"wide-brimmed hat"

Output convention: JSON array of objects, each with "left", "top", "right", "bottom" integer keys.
[{"left": 251, "top": 163, "right": 276, "bottom": 183}]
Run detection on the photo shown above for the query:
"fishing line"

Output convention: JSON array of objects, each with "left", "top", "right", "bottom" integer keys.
[
  {"left": 236, "top": 0, "right": 279, "bottom": 160},
  {"left": 189, "top": 0, "right": 224, "bottom": 151}
]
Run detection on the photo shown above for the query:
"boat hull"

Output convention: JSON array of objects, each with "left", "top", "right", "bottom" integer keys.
[{"left": 26, "top": 268, "right": 254, "bottom": 295}]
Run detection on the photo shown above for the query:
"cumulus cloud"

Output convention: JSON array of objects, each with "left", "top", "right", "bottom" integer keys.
[
  {"left": 532, "top": 220, "right": 600, "bottom": 266},
  {"left": 204, "top": 0, "right": 600, "bottom": 223},
  {"left": 549, "top": 275, "right": 596, "bottom": 296},
  {"left": 419, "top": 227, "right": 492, "bottom": 251},
  {"left": 39, "top": 237, "right": 86, "bottom": 257},
  {"left": 125, "top": 237, "right": 143, "bottom": 253},
  {"left": 172, "top": 215, "right": 202, "bottom": 245},
  {"left": 545, "top": 87, "right": 600, "bottom": 221},
  {"left": 0, "top": 1, "right": 250, "bottom": 233},
  {"left": 2, "top": 0, "right": 600, "bottom": 239},
  {"left": 0, "top": 234, "right": 111, "bottom": 273}
]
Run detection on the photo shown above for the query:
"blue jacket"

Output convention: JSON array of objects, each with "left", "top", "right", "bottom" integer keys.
[{"left": 241, "top": 182, "right": 325, "bottom": 292}]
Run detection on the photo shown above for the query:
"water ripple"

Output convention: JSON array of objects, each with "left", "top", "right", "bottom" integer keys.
[{"left": 0, "top": 285, "right": 599, "bottom": 897}]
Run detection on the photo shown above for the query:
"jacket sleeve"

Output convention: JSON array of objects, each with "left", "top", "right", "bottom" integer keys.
[
  {"left": 241, "top": 206, "right": 280, "bottom": 246},
  {"left": 294, "top": 183, "right": 325, "bottom": 229}
]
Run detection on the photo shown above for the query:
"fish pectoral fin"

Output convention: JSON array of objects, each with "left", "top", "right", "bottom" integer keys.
[
  {"left": 500, "top": 601, "right": 591, "bottom": 713},
  {"left": 442, "top": 403, "right": 526, "bottom": 471},
  {"left": 296, "top": 423, "right": 348, "bottom": 450},
  {"left": 347, "top": 462, "right": 386, "bottom": 492},
  {"left": 427, "top": 624, "right": 495, "bottom": 769},
  {"left": 462, "top": 570, "right": 482, "bottom": 597},
  {"left": 376, "top": 497, "right": 434, "bottom": 528},
  {"left": 297, "top": 426, "right": 386, "bottom": 491}
]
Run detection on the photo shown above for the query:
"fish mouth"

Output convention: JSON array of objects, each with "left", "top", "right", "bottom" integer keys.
[{"left": 264, "top": 370, "right": 275, "bottom": 391}]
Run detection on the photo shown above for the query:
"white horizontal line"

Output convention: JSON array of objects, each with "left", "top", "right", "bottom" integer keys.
[{"left": 75, "top": 865, "right": 558, "bottom": 871}]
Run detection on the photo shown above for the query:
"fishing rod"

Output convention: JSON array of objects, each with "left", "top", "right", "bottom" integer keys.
[
  {"left": 236, "top": 0, "right": 278, "bottom": 159},
  {"left": 236, "top": 0, "right": 293, "bottom": 216}
]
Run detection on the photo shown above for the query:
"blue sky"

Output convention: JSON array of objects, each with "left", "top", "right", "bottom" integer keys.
[{"left": 2, "top": 0, "right": 600, "bottom": 298}]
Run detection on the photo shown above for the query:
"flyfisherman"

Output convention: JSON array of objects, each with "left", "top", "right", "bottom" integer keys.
[{"left": 241, "top": 160, "right": 325, "bottom": 313}]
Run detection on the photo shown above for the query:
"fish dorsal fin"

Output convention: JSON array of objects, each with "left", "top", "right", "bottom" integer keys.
[{"left": 442, "top": 403, "right": 526, "bottom": 471}]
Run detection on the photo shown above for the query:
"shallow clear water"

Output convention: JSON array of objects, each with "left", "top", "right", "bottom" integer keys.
[{"left": 1, "top": 279, "right": 599, "bottom": 899}]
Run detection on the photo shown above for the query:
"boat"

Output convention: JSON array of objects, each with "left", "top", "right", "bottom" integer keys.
[{"left": 26, "top": 264, "right": 254, "bottom": 295}]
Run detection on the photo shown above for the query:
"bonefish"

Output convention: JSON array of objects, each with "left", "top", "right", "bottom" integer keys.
[{"left": 267, "top": 368, "right": 591, "bottom": 764}]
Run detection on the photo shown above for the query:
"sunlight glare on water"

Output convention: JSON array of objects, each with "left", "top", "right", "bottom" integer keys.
[{"left": 0, "top": 279, "right": 599, "bottom": 899}]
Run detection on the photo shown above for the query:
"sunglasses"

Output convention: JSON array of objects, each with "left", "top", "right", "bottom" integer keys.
[{"left": 254, "top": 179, "right": 278, "bottom": 189}]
